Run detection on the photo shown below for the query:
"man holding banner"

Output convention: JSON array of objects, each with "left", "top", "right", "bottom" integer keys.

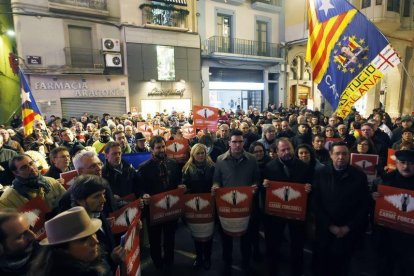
[
  {"left": 137, "top": 135, "right": 183, "bottom": 271},
  {"left": 373, "top": 149, "right": 414, "bottom": 276},
  {"left": 263, "top": 138, "right": 312, "bottom": 276},
  {"left": 212, "top": 129, "right": 260, "bottom": 269}
]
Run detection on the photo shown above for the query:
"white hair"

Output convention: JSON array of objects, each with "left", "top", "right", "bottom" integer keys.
[{"left": 72, "top": 150, "right": 98, "bottom": 171}]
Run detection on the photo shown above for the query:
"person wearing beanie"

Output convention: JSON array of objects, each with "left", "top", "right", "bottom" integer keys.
[
  {"left": 92, "top": 127, "right": 113, "bottom": 154},
  {"left": 372, "top": 149, "right": 414, "bottom": 276}
]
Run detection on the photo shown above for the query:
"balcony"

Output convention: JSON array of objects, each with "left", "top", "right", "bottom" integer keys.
[
  {"left": 204, "top": 36, "right": 282, "bottom": 60},
  {"left": 251, "top": 0, "right": 282, "bottom": 12},
  {"left": 49, "top": 0, "right": 109, "bottom": 17},
  {"left": 139, "top": 3, "right": 189, "bottom": 32},
  {"left": 63, "top": 47, "right": 104, "bottom": 73}
]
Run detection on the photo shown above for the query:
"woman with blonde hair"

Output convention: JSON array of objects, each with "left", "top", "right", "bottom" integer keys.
[{"left": 182, "top": 143, "right": 215, "bottom": 270}]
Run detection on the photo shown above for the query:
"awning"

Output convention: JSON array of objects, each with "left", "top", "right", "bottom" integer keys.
[{"left": 152, "top": 0, "right": 187, "bottom": 6}]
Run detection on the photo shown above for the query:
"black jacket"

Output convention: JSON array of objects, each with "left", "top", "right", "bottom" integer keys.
[
  {"left": 182, "top": 164, "right": 215, "bottom": 194},
  {"left": 137, "top": 157, "right": 181, "bottom": 196},
  {"left": 312, "top": 164, "right": 369, "bottom": 248},
  {"left": 102, "top": 159, "right": 139, "bottom": 198}
]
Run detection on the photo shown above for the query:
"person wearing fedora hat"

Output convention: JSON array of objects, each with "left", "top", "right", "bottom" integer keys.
[
  {"left": 29, "top": 206, "right": 111, "bottom": 276},
  {"left": 133, "top": 132, "right": 149, "bottom": 153},
  {"left": 372, "top": 149, "right": 414, "bottom": 276}
]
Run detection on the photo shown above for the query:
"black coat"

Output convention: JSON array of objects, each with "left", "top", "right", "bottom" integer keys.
[
  {"left": 137, "top": 157, "right": 181, "bottom": 196},
  {"left": 102, "top": 159, "right": 139, "bottom": 198},
  {"left": 312, "top": 164, "right": 369, "bottom": 250},
  {"left": 264, "top": 157, "right": 312, "bottom": 184},
  {"left": 182, "top": 164, "right": 215, "bottom": 194}
]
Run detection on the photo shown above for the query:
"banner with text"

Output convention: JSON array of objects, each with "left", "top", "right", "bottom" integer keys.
[
  {"left": 60, "top": 169, "right": 78, "bottom": 190},
  {"left": 181, "top": 124, "right": 196, "bottom": 139},
  {"left": 183, "top": 193, "right": 215, "bottom": 241},
  {"left": 149, "top": 188, "right": 184, "bottom": 225},
  {"left": 18, "top": 197, "right": 51, "bottom": 240},
  {"left": 265, "top": 181, "right": 308, "bottom": 221},
  {"left": 124, "top": 216, "right": 141, "bottom": 276},
  {"left": 107, "top": 199, "right": 141, "bottom": 234},
  {"left": 215, "top": 186, "right": 254, "bottom": 237},
  {"left": 374, "top": 185, "right": 414, "bottom": 234}
]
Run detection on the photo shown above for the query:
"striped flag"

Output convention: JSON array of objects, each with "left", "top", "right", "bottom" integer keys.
[
  {"left": 20, "top": 69, "right": 43, "bottom": 136},
  {"left": 306, "top": 0, "right": 401, "bottom": 118}
]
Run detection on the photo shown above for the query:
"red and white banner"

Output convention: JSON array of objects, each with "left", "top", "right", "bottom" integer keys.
[
  {"left": 107, "top": 199, "right": 141, "bottom": 234},
  {"left": 18, "top": 197, "right": 51, "bottom": 240},
  {"left": 60, "top": 169, "right": 78, "bottom": 189},
  {"left": 215, "top": 186, "right": 254, "bottom": 237},
  {"left": 193, "top": 105, "right": 219, "bottom": 132},
  {"left": 149, "top": 188, "right": 184, "bottom": 225},
  {"left": 137, "top": 122, "right": 152, "bottom": 139},
  {"left": 387, "top": 148, "right": 397, "bottom": 172},
  {"left": 166, "top": 139, "right": 189, "bottom": 163},
  {"left": 181, "top": 124, "right": 196, "bottom": 139},
  {"left": 124, "top": 216, "right": 141, "bottom": 276},
  {"left": 183, "top": 193, "right": 215, "bottom": 241},
  {"left": 375, "top": 185, "right": 414, "bottom": 234},
  {"left": 265, "top": 181, "right": 308, "bottom": 221},
  {"left": 324, "top": 138, "right": 343, "bottom": 150},
  {"left": 350, "top": 153, "right": 379, "bottom": 176},
  {"left": 152, "top": 127, "right": 167, "bottom": 137}
]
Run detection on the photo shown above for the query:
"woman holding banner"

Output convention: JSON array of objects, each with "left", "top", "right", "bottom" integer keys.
[{"left": 182, "top": 143, "right": 215, "bottom": 270}]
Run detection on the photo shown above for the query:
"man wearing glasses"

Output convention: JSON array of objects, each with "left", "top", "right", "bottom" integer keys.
[
  {"left": 373, "top": 150, "right": 414, "bottom": 276},
  {"left": 0, "top": 154, "right": 65, "bottom": 210}
]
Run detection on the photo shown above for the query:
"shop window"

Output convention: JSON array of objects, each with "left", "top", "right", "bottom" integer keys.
[
  {"left": 387, "top": 0, "right": 400, "bottom": 12},
  {"left": 156, "top": 46, "right": 175, "bottom": 81}
]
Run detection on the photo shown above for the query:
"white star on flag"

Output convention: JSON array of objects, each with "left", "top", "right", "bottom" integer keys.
[
  {"left": 21, "top": 88, "right": 31, "bottom": 103},
  {"left": 319, "top": 0, "right": 334, "bottom": 16}
]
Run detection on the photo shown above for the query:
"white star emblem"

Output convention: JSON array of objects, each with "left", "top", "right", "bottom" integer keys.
[
  {"left": 21, "top": 88, "right": 31, "bottom": 103},
  {"left": 319, "top": 0, "right": 334, "bottom": 17}
]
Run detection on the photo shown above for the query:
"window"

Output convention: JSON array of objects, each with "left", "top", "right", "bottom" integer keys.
[
  {"left": 362, "top": 0, "right": 371, "bottom": 9},
  {"left": 256, "top": 21, "right": 268, "bottom": 55},
  {"left": 217, "top": 14, "right": 232, "bottom": 52},
  {"left": 156, "top": 46, "right": 175, "bottom": 81},
  {"left": 387, "top": 0, "right": 400, "bottom": 12},
  {"left": 403, "top": 0, "right": 410, "bottom": 17},
  {"left": 68, "top": 26, "right": 93, "bottom": 67}
]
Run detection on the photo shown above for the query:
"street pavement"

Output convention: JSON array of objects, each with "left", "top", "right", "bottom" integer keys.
[{"left": 140, "top": 220, "right": 377, "bottom": 276}]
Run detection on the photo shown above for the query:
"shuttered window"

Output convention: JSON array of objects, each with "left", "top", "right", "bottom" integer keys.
[{"left": 61, "top": 98, "right": 127, "bottom": 119}]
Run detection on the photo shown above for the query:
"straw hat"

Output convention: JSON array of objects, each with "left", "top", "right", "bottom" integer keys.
[{"left": 40, "top": 206, "right": 101, "bottom": 245}]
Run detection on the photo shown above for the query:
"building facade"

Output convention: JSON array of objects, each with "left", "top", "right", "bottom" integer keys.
[{"left": 198, "top": 0, "right": 285, "bottom": 113}]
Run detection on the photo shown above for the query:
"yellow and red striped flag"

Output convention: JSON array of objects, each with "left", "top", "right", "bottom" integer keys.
[{"left": 20, "top": 69, "right": 43, "bottom": 136}]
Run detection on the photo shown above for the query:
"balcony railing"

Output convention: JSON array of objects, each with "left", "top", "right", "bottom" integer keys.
[
  {"left": 49, "top": 0, "right": 109, "bottom": 17},
  {"left": 251, "top": 0, "right": 281, "bottom": 6},
  {"left": 205, "top": 36, "right": 281, "bottom": 58},
  {"left": 140, "top": 3, "right": 189, "bottom": 30},
  {"left": 64, "top": 47, "right": 104, "bottom": 69}
]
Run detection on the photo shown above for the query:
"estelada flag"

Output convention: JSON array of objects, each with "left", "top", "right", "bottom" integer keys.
[
  {"left": 265, "top": 181, "right": 308, "bottom": 221},
  {"left": 165, "top": 139, "right": 189, "bottom": 163},
  {"left": 181, "top": 124, "right": 196, "bottom": 139},
  {"left": 137, "top": 122, "right": 152, "bottom": 139},
  {"left": 149, "top": 188, "right": 184, "bottom": 225},
  {"left": 18, "top": 196, "right": 51, "bottom": 240},
  {"left": 215, "top": 186, "right": 254, "bottom": 237},
  {"left": 20, "top": 69, "right": 44, "bottom": 136},
  {"left": 306, "top": 0, "right": 401, "bottom": 118},
  {"left": 193, "top": 105, "right": 219, "bottom": 132},
  {"left": 183, "top": 193, "right": 215, "bottom": 241},
  {"left": 107, "top": 199, "right": 141, "bottom": 234},
  {"left": 387, "top": 148, "right": 397, "bottom": 172},
  {"left": 60, "top": 169, "right": 78, "bottom": 190},
  {"left": 123, "top": 216, "right": 141, "bottom": 276},
  {"left": 374, "top": 185, "right": 414, "bottom": 234},
  {"left": 350, "top": 153, "right": 379, "bottom": 176}
]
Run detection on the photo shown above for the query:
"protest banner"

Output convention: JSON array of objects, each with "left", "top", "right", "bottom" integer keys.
[
  {"left": 124, "top": 216, "right": 141, "bottom": 276},
  {"left": 107, "top": 199, "right": 141, "bottom": 234},
  {"left": 18, "top": 197, "right": 51, "bottom": 240},
  {"left": 183, "top": 193, "right": 215, "bottom": 241},
  {"left": 350, "top": 153, "right": 379, "bottom": 177},
  {"left": 166, "top": 139, "right": 190, "bottom": 163},
  {"left": 193, "top": 105, "right": 219, "bottom": 132},
  {"left": 60, "top": 169, "right": 78, "bottom": 189},
  {"left": 181, "top": 124, "right": 195, "bottom": 139},
  {"left": 149, "top": 188, "right": 184, "bottom": 225}
]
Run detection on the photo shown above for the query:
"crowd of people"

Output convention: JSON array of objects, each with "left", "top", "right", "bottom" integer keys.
[{"left": 0, "top": 103, "right": 413, "bottom": 276}]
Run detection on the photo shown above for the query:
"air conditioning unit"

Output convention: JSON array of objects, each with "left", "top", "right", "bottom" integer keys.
[
  {"left": 102, "top": 38, "right": 120, "bottom": 52},
  {"left": 105, "top": 53, "right": 122, "bottom": 67}
]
